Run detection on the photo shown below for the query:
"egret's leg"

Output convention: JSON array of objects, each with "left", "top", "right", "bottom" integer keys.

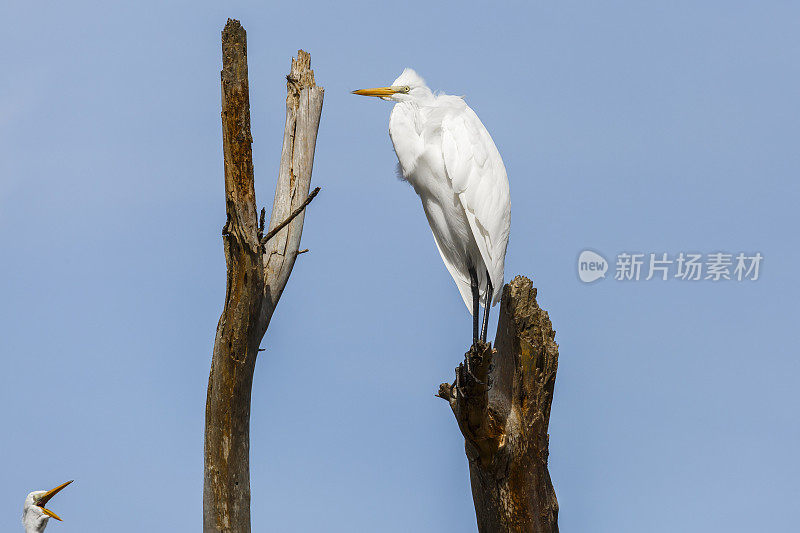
[
  {"left": 469, "top": 266, "right": 479, "bottom": 346},
  {"left": 480, "top": 272, "right": 493, "bottom": 343}
]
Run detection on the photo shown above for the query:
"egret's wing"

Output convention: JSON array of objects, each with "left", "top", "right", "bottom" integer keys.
[{"left": 440, "top": 104, "right": 510, "bottom": 305}]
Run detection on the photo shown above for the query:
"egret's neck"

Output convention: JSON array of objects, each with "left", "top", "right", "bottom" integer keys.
[{"left": 23, "top": 511, "right": 49, "bottom": 533}]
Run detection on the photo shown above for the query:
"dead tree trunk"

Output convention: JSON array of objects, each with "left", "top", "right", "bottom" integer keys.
[
  {"left": 203, "top": 19, "right": 323, "bottom": 533},
  {"left": 438, "top": 276, "right": 560, "bottom": 532}
]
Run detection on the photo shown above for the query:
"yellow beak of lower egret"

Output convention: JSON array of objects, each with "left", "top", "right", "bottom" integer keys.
[
  {"left": 351, "top": 87, "right": 398, "bottom": 97},
  {"left": 36, "top": 480, "right": 73, "bottom": 522},
  {"left": 40, "top": 508, "right": 64, "bottom": 521}
]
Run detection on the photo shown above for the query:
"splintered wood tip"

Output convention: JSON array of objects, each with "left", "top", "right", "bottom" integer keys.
[{"left": 222, "top": 19, "right": 246, "bottom": 40}]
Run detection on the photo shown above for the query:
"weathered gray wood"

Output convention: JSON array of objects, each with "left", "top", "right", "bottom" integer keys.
[
  {"left": 438, "top": 276, "right": 560, "bottom": 532},
  {"left": 203, "top": 19, "right": 323, "bottom": 533},
  {"left": 262, "top": 50, "right": 324, "bottom": 320}
]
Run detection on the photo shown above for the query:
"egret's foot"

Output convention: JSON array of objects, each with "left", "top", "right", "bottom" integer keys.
[
  {"left": 464, "top": 367, "right": 487, "bottom": 386},
  {"left": 465, "top": 339, "right": 490, "bottom": 385}
]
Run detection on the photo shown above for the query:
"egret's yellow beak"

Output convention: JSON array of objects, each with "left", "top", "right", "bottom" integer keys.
[
  {"left": 352, "top": 87, "right": 398, "bottom": 97},
  {"left": 36, "top": 480, "right": 73, "bottom": 521}
]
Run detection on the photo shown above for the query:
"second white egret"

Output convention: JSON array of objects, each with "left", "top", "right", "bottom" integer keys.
[
  {"left": 354, "top": 69, "right": 511, "bottom": 345},
  {"left": 22, "top": 480, "right": 73, "bottom": 533}
]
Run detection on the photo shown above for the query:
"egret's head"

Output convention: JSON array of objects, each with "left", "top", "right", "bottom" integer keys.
[
  {"left": 352, "top": 68, "right": 433, "bottom": 103},
  {"left": 23, "top": 481, "right": 73, "bottom": 532}
]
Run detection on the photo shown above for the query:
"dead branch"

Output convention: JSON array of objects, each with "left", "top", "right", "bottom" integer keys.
[
  {"left": 203, "top": 19, "right": 323, "bottom": 533},
  {"left": 260, "top": 186, "right": 320, "bottom": 245}
]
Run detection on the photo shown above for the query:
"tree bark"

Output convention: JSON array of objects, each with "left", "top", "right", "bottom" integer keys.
[
  {"left": 203, "top": 19, "right": 323, "bottom": 533},
  {"left": 438, "top": 276, "right": 560, "bottom": 532}
]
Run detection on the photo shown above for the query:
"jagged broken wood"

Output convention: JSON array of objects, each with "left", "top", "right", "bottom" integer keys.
[
  {"left": 438, "top": 276, "right": 560, "bottom": 533},
  {"left": 203, "top": 19, "right": 323, "bottom": 533}
]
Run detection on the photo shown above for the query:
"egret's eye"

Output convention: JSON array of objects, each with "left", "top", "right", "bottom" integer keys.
[{"left": 402, "top": 86, "right": 411, "bottom": 93}]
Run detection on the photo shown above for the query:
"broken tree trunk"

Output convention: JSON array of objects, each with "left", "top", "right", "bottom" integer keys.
[
  {"left": 203, "top": 19, "right": 323, "bottom": 533},
  {"left": 438, "top": 276, "right": 560, "bottom": 532}
]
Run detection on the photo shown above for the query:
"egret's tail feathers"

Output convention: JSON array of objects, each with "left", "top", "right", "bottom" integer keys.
[
  {"left": 493, "top": 285, "right": 502, "bottom": 305},
  {"left": 455, "top": 276, "right": 475, "bottom": 315},
  {"left": 454, "top": 274, "right": 502, "bottom": 315},
  {"left": 427, "top": 225, "right": 501, "bottom": 314},
  {"left": 489, "top": 277, "right": 503, "bottom": 306}
]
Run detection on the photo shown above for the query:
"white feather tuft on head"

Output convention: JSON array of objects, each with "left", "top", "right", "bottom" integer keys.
[{"left": 392, "top": 68, "right": 427, "bottom": 90}]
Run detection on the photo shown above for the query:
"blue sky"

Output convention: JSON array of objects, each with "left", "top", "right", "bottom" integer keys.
[{"left": 1, "top": 1, "right": 798, "bottom": 531}]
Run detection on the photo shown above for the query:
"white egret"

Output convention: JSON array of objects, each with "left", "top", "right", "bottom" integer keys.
[
  {"left": 22, "top": 480, "right": 73, "bottom": 533},
  {"left": 354, "top": 69, "right": 511, "bottom": 344}
]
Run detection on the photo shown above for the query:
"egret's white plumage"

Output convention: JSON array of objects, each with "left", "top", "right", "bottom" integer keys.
[
  {"left": 355, "top": 69, "right": 510, "bottom": 337},
  {"left": 22, "top": 481, "right": 72, "bottom": 533}
]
